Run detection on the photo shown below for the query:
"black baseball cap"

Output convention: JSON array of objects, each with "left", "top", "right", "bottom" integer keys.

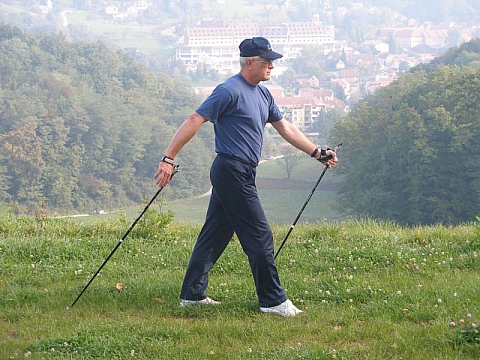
[{"left": 239, "top": 37, "right": 283, "bottom": 60}]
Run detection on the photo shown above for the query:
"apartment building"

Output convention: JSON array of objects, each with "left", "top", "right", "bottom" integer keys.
[
  {"left": 176, "top": 18, "right": 335, "bottom": 74},
  {"left": 423, "top": 27, "right": 449, "bottom": 48},
  {"left": 276, "top": 94, "right": 347, "bottom": 131},
  {"left": 276, "top": 97, "right": 314, "bottom": 130},
  {"left": 176, "top": 20, "right": 259, "bottom": 74},
  {"left": 262, "top": 20, "right": 335, "bottom": 61},
  {"left": 394, "top": 28, "right": 425, "bottom": 49},
  {"left": 376, "top": 25, "right": 450, "bottom": 50}
]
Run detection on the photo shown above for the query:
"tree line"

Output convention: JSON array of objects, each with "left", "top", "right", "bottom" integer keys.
[
  {"left": 0, "top": 24, "right": 214, "bottom": 214},
  {"left": 331, "top": 38, "right": 480, "bottom": 225},
  {"left": 2, "top": 23, "right": 480, "bottom": 225}
]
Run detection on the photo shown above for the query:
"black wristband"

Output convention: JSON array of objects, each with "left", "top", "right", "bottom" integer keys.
[
  {"left": 161, "top": 155, "right": 175, "bottom": 166},
  {"left": 317, "top": 148, "right": 330, "bottom": 164},
  {"left": 311, "top": 148, "right": 319, "bottom": 158}
]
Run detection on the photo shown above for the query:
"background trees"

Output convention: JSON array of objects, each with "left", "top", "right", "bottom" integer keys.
[
  {"left": 0, "top": 24, "right": 213, "bottom": 214},
  {"left": 1, "top": 22, "right": 479, "bottom": 225},
  {"left": 331, "top": 39, "right": 480, "bottom": 225}
]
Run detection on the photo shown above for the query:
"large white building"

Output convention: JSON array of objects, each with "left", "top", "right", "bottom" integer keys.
[{"left": 176, "top": 18, "right": 335, "bottom": 75}]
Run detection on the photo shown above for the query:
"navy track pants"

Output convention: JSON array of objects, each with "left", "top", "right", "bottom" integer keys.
[{"left": 179, "top": 154, "right": 287, "bottom": 307}]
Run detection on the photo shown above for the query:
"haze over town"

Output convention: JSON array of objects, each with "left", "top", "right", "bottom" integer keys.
[{"left": 3, "top": 0, "right": 477, "bottom": 133}]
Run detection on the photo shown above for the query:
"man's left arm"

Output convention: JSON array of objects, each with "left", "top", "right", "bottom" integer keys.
[{"left": 271, "top": 119, "right": 338, "bottom": 167}]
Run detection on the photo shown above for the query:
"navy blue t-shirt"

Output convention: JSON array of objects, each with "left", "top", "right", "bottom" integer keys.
[{"left": 196, "top": 73, "right": 282, "bottom": 166}]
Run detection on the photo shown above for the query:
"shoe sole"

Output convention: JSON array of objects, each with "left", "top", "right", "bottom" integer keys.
[{"left": 180, "top": 298, "right": 220, "bottom": 307}]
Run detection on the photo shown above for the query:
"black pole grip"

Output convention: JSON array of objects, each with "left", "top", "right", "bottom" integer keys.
[{"left": 318, "top": 143, "right": 342, "bottom": 164}]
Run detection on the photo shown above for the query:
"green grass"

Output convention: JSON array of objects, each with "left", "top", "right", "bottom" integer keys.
[
  {"left": 161, "top": 158, "right": 344, "bottom": 224},
  {"left": 160, "top": 188, "right": 340, "bottom": 225},
  {"left": 1, "top": 215, "right": 479, "bottom": 359}
]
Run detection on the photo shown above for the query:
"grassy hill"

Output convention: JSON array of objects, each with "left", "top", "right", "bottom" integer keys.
[{"left": 1, "top": 214, "right": 479, "bottom": 359}]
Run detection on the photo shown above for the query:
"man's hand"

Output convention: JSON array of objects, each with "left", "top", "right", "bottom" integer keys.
[
  {"left": 319, "top": 149, "right": 338, "bottom": 168},
  {"left": 318, "top": 144, "right": 341, "bottom": 167},
  {"left": 154, "top": 161, "right": 175, "bottom": 188}
]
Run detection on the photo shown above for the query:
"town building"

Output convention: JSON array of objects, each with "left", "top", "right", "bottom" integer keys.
[
  {"left": 276, "top": 91, "right": 348, "bottom": 131},
  {"left": 176, "top": 17, "right": 335, "bottom": 75}
]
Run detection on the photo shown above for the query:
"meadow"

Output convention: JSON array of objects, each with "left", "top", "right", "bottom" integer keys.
[
  {"left": 162, "top": 158, "right": 345, "bottom": 224},
  {"left": 1, "top": 211, "right": 479, "bottom": 359}
]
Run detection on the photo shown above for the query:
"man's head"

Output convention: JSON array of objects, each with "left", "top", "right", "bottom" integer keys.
[
  {"left": 238, "top": 37, "right": 282, "bottom": 85},
  {"left": 239, "top": 37, "right": 283, "bottom": 61}
]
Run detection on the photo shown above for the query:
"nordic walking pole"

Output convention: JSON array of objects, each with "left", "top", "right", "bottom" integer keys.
[
  {"left": 68, "top": 165, "right": 179, "bottom": 309},
  {"left": 274, "top": 144, "right": 341, "bottom": 260}
]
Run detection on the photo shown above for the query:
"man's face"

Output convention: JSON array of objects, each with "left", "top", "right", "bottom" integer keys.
[{"left": 251, "top": 57, "right": 274, "bottom": 82}]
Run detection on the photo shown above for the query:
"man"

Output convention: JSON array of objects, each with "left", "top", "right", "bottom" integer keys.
[{"left": 154, "top": 37, "right": 338, "bottom": 317}]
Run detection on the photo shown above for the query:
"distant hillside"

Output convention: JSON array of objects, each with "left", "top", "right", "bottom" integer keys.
[
  {"left": 412, "top": 37, "right": 480, "bottom": 72},
  {"left": 0, "top": 24, "right": 214, "bottom": 214},
  {"left": 331, "top": 37, "right": 480, "bottom": 225}
]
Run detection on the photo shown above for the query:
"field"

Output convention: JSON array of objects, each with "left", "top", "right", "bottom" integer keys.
[
  {"left": 162, "top": 178, "right": 342, "bottom": 225},
  {"left": 60, "top": 0, "right": 269, "bottom": 57},
  {"left": 161, "top": 158, "right": 345, "bottom": 224},
  {"left": 1, "top": 212, "right": 479, "bottom": 359}
]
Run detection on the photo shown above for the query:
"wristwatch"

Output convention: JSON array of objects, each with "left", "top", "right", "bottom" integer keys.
[{"left": 161, "top": 155, "right": 175, "bottom": 166}]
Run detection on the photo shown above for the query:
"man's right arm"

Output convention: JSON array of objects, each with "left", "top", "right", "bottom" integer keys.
[{"left": 154, "top": 112, "right": 207, "bottom": 187}]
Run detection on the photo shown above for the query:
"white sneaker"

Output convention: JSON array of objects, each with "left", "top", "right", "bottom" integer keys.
[
  {"left": 260, "top": 299, "right": 303, "bottom": 317},
  {"left": 180, "top": 297, "right": 220, "bottom": 307}
]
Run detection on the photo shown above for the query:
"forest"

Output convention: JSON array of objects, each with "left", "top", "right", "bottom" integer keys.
[
  {"left": 0, "top": 24, "right": 214, "bottom": 214},
  {"left": 331, "top": 38, "right": 480, "bottom": 225}
]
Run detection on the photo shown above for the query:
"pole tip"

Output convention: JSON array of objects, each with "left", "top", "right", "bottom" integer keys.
[{"left": 66, "top": 306, "right": 71, "bottom": 311}]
